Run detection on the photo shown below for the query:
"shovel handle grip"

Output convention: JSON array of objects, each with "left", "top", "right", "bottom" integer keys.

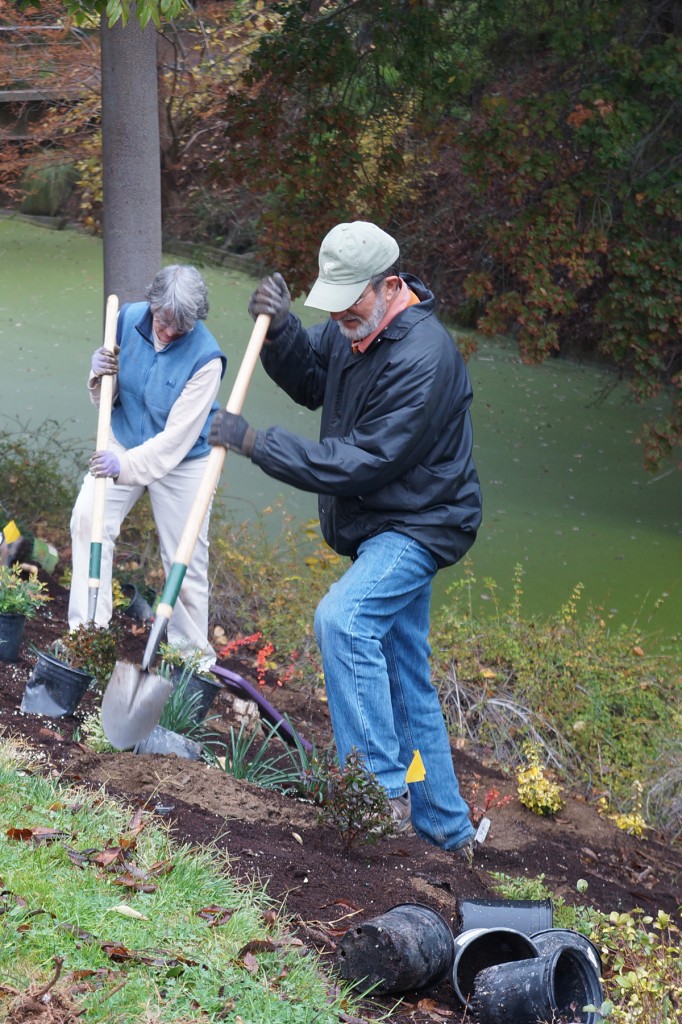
[
  {"left": 91, "top": 294, "right": 120, "bottom": 550},
  {"left": 169, "top": 313, "right": 271, "bottom": 574}
]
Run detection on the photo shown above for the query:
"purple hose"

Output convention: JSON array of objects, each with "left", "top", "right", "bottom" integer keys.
[{"left": 210, "top": 664, "right": 313, "bottom": 754}]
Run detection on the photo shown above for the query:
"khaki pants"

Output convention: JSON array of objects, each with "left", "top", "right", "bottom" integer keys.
[{"left": 68, "top": 444, "right": 215, "bottom": 663}]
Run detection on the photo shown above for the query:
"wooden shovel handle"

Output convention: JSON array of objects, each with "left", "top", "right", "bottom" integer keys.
[
  {"left": 91, "top": 294, "right": 119, "bottom": 545},
  {"left": 172, "top": 313, "right": 271, "bottom": 569}
]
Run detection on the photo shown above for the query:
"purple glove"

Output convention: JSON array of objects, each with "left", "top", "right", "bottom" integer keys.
[
  {"left": 90, "top": 450, "right": 121, "bottom": 478},
  {"left": 248, "top": 273, "right": 291, "bottom": 336},
  {"left": 208, "top": 412, "right": 258, "bottom": 457},
  {"left": 91, "top": 345, "right": 120, "bottom": 377}
]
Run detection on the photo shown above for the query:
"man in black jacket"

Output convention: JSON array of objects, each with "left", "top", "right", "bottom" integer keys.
[{"left": 209, "top": 222, "right": 482, "bottom": 854}]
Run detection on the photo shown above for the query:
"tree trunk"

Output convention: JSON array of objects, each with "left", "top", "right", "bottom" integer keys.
[{"left": 100, "top": 11, "right": 161, "bottom": 305}]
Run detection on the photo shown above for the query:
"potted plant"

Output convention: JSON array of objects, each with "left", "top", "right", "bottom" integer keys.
[
  {"left": 0, "top": 563, "right": 49, "bottom": 662},
  {"left": 158, "top": 641, "right": 222, "bottom": 724},
  {"left": 134, "top": 664, "right": 216, "bottom": 760},
  {"left": 21, "top": 623, "right": 118, "bottom": 719}
]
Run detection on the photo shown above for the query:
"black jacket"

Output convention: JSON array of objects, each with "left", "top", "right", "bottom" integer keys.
[{"left": 251, "top": 274, "right": 482, "bottom": 568}]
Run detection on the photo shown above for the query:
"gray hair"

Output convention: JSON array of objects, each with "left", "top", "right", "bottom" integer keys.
[
  {"left": 370, "top": 259, "right": 401, "bottom": 291},
  {"left": 146, "top": 264, "right": 209, "bottom": 334}
]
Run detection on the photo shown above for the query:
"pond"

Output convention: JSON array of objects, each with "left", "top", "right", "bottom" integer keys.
[{"left": 1, "top": 215, "right": 679, "bottom": 642}]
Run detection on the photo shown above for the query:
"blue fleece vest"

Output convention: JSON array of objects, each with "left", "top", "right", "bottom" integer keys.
[{"left": 110, "top": 302, "right": 227, "bottom": 459}]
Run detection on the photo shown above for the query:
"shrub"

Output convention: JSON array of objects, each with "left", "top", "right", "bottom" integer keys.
[
  {"left": 0, "top": 564, "right": 48, "bottom": 618},
  {"left": 433, "top": 564, "right": 681, "bottom": 830},
  {"left": 50, "top": 623, "right": 118, "bottom": 685},
  {"left": 304, "top": 747, "right": 394, "bottom": 852},
  {"left": 516, "top": 741, "right": 564, "bottom": 817},
  {"left": 0, "top": 418, "right": 85, "bottom": 548}
]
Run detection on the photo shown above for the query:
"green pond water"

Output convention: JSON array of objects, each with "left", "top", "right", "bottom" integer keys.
[{"left": 1, "top": 216, "right": 680, "bottom": 642}]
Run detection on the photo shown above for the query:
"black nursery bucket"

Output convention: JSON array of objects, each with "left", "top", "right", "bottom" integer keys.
[
  {"left": 20, "top": 652, "right": 92, "bottom": 717},
  {"left": 171, "top": 668, "right": 223, "bottom": 723},
  {"left": 452, "top": 927, "right": 539, "bottom": 1005},
  {"left": 470, "top": 947, "right": 603, "bottom": 1024},
  {"left": 456, "top": 898, "right": 553, "bottom": 936},
  {"left": 121, "top": 583, "right": 154, "bottom": 623},
  {"left": 337, "top": 902, "right": 455, "bottom": 994},
  {"left": 531, "top": 927, "right": 603, "bottom": 977},
  {"left": 0, "top": 613, "right": 26, "bottom": 662}
]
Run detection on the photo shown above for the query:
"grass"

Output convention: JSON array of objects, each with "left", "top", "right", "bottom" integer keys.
[{"left": 0, "top": 738, "right": 360, "bottom": 1023}]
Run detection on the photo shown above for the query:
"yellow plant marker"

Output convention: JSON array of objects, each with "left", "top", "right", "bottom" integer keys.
[
  {"left": 2, "top": 520, "right": 21, "bottom": 543},
  {"left": 405, "top": 749, "right": 426, "bottom": 783}
]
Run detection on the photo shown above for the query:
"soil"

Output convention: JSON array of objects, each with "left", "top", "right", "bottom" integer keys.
[{"left": 2, "top": 569, "right": 681, "bottom": 1023}]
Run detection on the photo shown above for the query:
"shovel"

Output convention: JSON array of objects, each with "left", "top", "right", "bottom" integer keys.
[
  {"left": 87, "top": 293, "right": 119, "bottom": 623},
  {"left": 101, "top": 313, "right": 271, "bottom": 749}
]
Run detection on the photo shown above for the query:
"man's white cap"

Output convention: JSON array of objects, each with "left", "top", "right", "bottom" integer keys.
[{"left": 304, "top": 221, "right": 400, "bottom": 312}]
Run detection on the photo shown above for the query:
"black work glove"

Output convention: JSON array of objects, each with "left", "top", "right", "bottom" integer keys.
[
  {"left": 248, "top": 272, "right": 291, "bottom": 338},
  {"left": 208, "top": 411, "right": 258, "bottom": 457}
]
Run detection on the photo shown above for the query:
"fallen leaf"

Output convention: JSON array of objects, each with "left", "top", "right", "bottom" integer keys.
[
  {"left": 6, "top": 826, "right": 68, "bottom": 843},
  {"left": 58, "top": 922, "right": 96, "bottom": 944},
  {"left": 240, "top": 951, "right": 259, "bottom": 975},
  {"left": 110, "top": 904, "right": 148, "bottom": 920},
  {"left": 417, "top": 997, "right": 455, "bottom": 1017},
  {"left": 90, "top": 847, "right": 125, "bottom": 868},
  {"left": 197, "top": 904, "right": 236, "bottom": 926},
  {"left": 237, "top": 939, "right": 278, "bottom": 957},
  {"left": 38, "top": 728, "right": 64, "bottom": 742},
  {"left": 112, "top": 874, "right": 157, "bottom": 893}
]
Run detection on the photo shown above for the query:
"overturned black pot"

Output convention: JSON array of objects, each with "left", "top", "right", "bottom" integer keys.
[
  {"left": 456, "top": 897, "right": 553, "bottom": 936},
  {"left": 531, "top": 927, "right": 602, "bottom": 977},
  {"left": 337, "top": 903, "right": 455, "bottom": 994},
  {"left": 470, "top": 946, "right": 603, "bottom": 1024},
  {"left": 21, "top": 651, "right": 92, "bottom": 717},
  {"left": 452, "top": 927, "right": 540, "bottom": 1006},
  {"left": 171, "top": 667, "right": 223, "bottom": 723},
  {"left": 120, "top": 583, "right": 154, "bottom": 623}
]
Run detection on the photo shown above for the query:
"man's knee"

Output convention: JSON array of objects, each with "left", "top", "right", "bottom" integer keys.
[{"left": 314, "top": 587, "right": 346, "bottom": 641}]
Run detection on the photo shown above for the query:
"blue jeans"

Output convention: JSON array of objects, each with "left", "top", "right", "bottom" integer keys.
[{"left": 314, "top": 531, "right": 474, "bottom": 851}]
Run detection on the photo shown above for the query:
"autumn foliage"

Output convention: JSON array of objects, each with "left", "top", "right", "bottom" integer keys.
[{"left": 1, "top": 0, "right": 680, "bottom": 470}]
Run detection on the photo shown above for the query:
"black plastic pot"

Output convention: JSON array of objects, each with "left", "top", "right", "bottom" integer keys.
[
  {"left": 20, "top": 651, "right": 92, "bottom": 717},
  {"left": 456, "top": 898, "right": 553, "bottom": 936},
  {"left": 134, "top": 724, "right": 202, "bottom": 760},
  {"left": 171, "top": 668, "right": 223, "bottom": 723},
  {"left": 452, "top": 927, "right": 539, "bottom": 1006},
  {"left": 337, "top": 903, "right": 455, "bottom": 994},
  {"left": 121, "top": 583, "right": 154, "bottom": 623},
  {"left": 531, "top": 928, "right": 603, "bottom": 977},
  {"left": 471, "top": 947, "right": 603, "bottom": 1024},
  {"left": 0, "top": 612, "right": 26, "bottom": 662}
]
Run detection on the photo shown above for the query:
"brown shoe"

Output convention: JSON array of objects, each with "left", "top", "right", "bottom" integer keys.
[{"left": 388, "top": 791, "right": 413, "bottom": 835}]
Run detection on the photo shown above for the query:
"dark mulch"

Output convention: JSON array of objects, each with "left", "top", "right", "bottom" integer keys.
[{"left": 1, "top": 569, "right": 680, "bottom": 1022}]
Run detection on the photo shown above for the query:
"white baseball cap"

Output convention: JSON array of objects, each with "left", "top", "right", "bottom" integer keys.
[{"left": 304, "top": 221, "right": 400, "bottom": 312}]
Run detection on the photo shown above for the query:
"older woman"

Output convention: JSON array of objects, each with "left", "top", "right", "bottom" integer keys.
[{"left": 68, "top": 264, "right": 226, "bottom": 666}]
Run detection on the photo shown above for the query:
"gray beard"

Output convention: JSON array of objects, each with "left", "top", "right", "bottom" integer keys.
[{"left": 337, "top": 292, "right": 387, "bottom": 342}]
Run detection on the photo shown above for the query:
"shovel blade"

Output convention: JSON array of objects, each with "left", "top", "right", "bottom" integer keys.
[{"left": 101, "top": 660, "right": 172, "bottom": 750}]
